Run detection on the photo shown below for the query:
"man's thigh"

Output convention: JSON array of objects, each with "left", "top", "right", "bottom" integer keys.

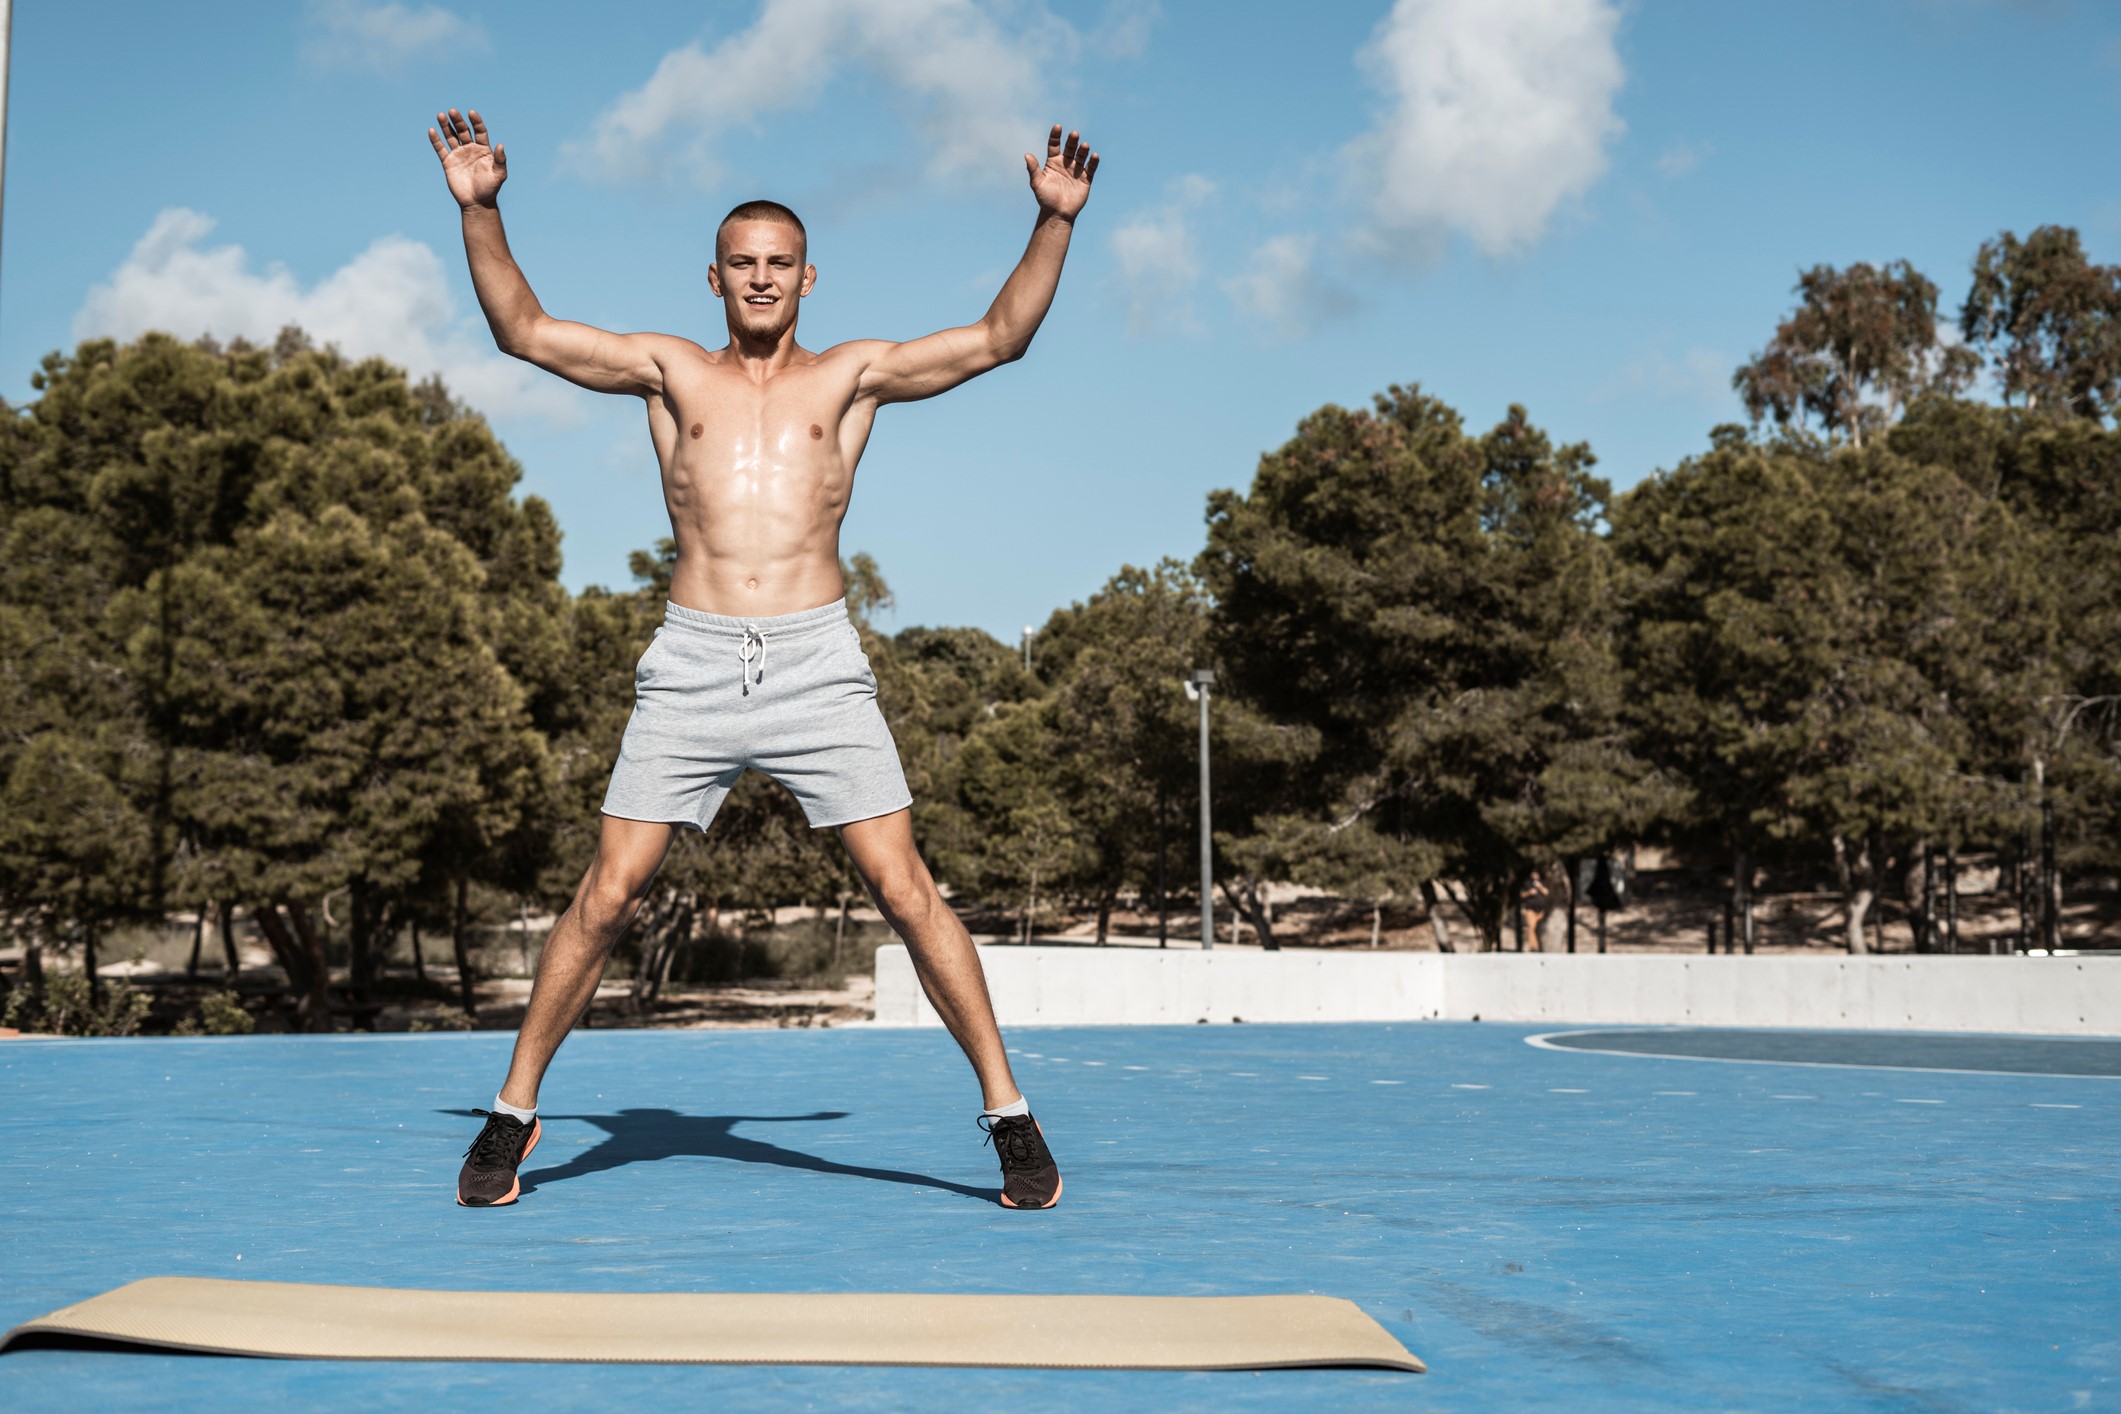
[{"left": 581, "top": 813, "right": 683, "bottom": 904}]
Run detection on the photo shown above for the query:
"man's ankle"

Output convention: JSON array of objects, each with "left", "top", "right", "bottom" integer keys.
[{"left": 492, "top": 1093, "right": 538, "bottom": 1123}]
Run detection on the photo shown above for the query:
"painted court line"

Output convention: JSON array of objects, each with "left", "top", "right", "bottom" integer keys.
[{"left": 1525, "top": 1030, "right": 2121, "bottom": 1081}]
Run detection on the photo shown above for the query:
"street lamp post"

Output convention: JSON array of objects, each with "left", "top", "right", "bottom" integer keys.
[{"left": 1186, "top": 669, "right": 1215, "bottom": 950}]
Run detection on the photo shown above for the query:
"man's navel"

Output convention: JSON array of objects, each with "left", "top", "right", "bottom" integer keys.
[{"left": 745, "top": 577, "right": 760, "bottom": 591}]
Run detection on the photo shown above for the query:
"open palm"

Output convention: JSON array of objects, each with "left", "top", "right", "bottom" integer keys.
[
  {"left": 428, "top": 108, "right": 506, "bottom": 208},
  {"left": 1024, "top": 125, "right": 1099, "bottom": 219}
]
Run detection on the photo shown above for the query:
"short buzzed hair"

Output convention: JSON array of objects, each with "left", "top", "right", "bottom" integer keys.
[{"left": 717, "top": 199, "right": 806, "bottom": 258}]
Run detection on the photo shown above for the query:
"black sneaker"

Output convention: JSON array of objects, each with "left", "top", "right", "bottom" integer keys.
[
  {"left": 457, "top": 1108, "right": 541, "bottom": 1207},
  {"left": 980, "top": 1113, "right": 1062, "bottom": 1209}
]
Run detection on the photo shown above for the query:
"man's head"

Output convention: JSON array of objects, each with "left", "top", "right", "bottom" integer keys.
[{"left": 709, "top": 199, "right": 814, "bottom": 342}]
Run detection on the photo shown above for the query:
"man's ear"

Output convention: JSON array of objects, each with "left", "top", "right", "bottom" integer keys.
[
  {"left": 800, "top": 263, "right": 818, "bottom": 297},
  {"left": 707, "top": 262, "right": 725, "bottom": 297}
]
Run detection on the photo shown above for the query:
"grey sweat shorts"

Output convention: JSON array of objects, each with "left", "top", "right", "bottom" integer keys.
[{"left": 601, "top": 598, "right": 912, "bottom": 832}]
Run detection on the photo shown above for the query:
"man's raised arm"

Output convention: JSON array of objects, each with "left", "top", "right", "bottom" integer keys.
[
  {"left": 428, "top": 109, "right": 666, "bottom": 398},
  {"left": 857, "top": 125, "right": 1100, "bottom": 405}
]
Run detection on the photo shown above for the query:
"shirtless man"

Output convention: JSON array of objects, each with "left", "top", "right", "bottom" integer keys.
[{"left": 426, "top": 107, "right": 1096, "bottom": 1211}]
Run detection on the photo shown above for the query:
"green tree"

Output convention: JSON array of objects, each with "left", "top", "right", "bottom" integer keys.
[
  {"left": 0, "top": 332, "right": 568, "bottom": 1027},
  {"left": 1961, "top": 226, "right": 2121, "bottom": 420},
  {"left": 1614, "top": 427, "right": 2055, "bottom": 950},
  {"left": 1200, "top": 387, "right": 1668, "bottom": 949},
  {"left": 1735, "top": 261, "right": 1980, "bottom": 448}
]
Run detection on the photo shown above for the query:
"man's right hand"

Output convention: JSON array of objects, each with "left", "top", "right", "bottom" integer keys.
[{"left": 429, "top": 108, "right": 506, "bottom": 209}]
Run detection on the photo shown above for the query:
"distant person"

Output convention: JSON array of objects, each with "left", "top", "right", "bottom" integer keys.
[{"left": 426, "top": 107, "right": 1099, "bottom": 1211}]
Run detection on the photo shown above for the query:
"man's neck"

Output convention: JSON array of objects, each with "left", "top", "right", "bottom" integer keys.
[{"left": 723, "top": 323, "right": 806, "bottom": 377}]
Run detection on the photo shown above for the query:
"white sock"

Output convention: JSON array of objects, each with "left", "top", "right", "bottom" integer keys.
[
  {"left": 982, "top": 1095, "right": 1029, "bottom": 1120},
  {"left": 492, "top": 1094, "right": 537, "bottom": 1124}
]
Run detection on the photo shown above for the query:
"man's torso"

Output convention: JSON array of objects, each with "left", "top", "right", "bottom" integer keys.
[{"left": 642, "top": 339, "right": 888, "bottom": 617}]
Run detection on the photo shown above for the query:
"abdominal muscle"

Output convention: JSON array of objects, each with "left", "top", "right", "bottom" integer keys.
[{"left": 643, "top": 354, "right": 875, "bottom": 618}]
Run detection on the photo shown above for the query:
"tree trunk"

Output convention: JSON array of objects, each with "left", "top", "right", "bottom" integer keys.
[
  {"left": 348, "top": 880, "right": 373, "bottom": 1001},
  {"left": 1733, "top": 849, "right": 1755, "bottom": 954},
  {"left": 24, "top": 941, "right": 44, "bottom": 989},
  {"left": 1095, "top": 886, "right": 1114, "bottom": 945},
  {"left": 83, "top": 924, "right": 102, "bottom": 1007},
  {"left": 252, "top": 904, "right": 306, "bottom": 991},
  {"left": 1218, "top": 875, "right": 1277, "bottom": 950},
  {"left": 835, "top": 892, "right": 850, "bottom": 971},
  {"left": 451, "top": 876, "right": 477, "bottom": 1020},
  {"left": 285, "top": 900, "right": 335, "bottom": 1030},
  {"left": 1369, "top": 900, "right": 1382, "bottom": 949},
  {"left": 218, "top": 901, "right": 240, "bottom": 979},
  {"left": 186, "top": 907, "right": 206, "bottom": 979},
  {"left": 1420, "top": 880, "right": 1457, "bottom": 953},
  {"left": 1832, "top": 832, "right": 1873, "bottom": 955},
  {"left": 409, "top": 918, "right": 427, "bottom": 982}
]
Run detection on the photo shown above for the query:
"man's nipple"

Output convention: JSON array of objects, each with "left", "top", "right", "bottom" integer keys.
[
  {"left": 809, "top": 424, "right": 824, "bottom": 440},
  {"left": 689, "top": 422, "right": 704, "bottom": 440}
]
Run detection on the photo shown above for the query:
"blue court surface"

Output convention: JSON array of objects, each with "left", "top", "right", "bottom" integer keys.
[{"left": 2, "top": 1021, "right": 2116, "bottom": 1410}]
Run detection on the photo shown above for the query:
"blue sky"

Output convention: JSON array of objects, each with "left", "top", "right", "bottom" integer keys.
[{"left": 6, "top": 0, "right": 2118, "bottom": 640}]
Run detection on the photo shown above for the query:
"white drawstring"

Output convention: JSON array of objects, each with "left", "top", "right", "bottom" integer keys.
[{"left": 740, "top": 625, "right": 767, "bottom": 694}]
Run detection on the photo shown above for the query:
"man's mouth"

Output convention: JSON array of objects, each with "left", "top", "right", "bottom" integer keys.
[{"left": 745, "top": 295, "right": 777, "bottom": 306}]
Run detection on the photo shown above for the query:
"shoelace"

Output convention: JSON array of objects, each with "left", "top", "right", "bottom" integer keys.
[
  {"left": 464, "top": 1108, "right": 527, "bottom": 1168},
  {"left": 740, "top": 625, "right": 767, "bottom": 695},
  {"left": 979, "top": 1114, "right": 1040, "bottom": 1171}
]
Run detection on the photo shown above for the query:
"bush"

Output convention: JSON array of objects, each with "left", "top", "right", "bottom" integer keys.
[
  {"left": 2, "top": 973, "right": 152, "bottom": 1037},
  {"left": 174, "top": 990, "right": 256, "bottom": 1036},
  {"left": 408, "top": 1006, "right": 476, "bottom": 1033}
]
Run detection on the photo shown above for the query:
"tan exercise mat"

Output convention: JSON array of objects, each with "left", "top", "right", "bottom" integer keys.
[{"left": 0, "top": 1278, "right": 1423, "bottom": 1372}]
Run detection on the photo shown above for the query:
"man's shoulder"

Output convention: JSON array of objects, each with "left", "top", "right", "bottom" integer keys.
[
  {"left": 635, "top": 331, "right": 718, "bottom": 364},
  {"left": 814, "top": 338, "right": 898, "bottom": 365}
]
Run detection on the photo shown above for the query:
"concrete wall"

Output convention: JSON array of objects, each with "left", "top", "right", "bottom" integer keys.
[{"left": 871, "top": 945, "right": 2121, "bottom": 1035}]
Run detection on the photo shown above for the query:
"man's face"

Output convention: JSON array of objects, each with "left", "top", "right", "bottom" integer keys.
[{"left": 708, "top": 219, "right": 815, "bottom": 340}]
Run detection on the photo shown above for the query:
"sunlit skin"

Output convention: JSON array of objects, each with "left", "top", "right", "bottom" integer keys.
[{"left": 428, "top": 108, "right": 1099, "bottom": 1123}]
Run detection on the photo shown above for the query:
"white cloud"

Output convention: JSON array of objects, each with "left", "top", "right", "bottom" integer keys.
[
  {"left": 570, "top": 0, "right": 1078, "bottom": 189},
  {"left": 1091, "top": 0, "right": 1161, "bottom": 59},
  {"left": 1223, "top": 233, "right": 1356, "bottom": 341},
  {"left": 303, "top": 0, "right": 486, "bottom": 72},
  {"left": 1109, "top": 174, "right": 1212, "bottom": 337},
  {"left": 74, "top": 209, "right": 571, "bottom": 424},
  {"left": 1348, "top": 0, "right": 1625, "bottom": 260},
  {"left": 1656, "top": 140, "right": 1710, "bottom": 179}
]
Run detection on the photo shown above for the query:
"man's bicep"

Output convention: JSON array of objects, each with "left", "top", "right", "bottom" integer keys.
[
  {"left": 516, "top": 319, "right": 666, "bottom": 397},
  {"left": 856, "top": 326, "right": 1005, "bottom": 404}
]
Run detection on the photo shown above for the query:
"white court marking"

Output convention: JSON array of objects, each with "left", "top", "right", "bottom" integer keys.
[
  {"left": 1452, "top": 1083, "right": 1489, "bottom": 1090},
  {"left": 2031, "top": 1103, "right": 2081, "bottom": 1109},
  {"left": 1526, "top": 1029, "right": 2121, "bottom": 1081},
  {"left": 1371, "top": 1080, "right": 1403, "bottom": 1085}
]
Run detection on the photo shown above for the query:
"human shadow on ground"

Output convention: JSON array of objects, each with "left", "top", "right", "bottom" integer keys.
[{"left": 443, "top": 1108, "right": 993, "bottom": 1203}]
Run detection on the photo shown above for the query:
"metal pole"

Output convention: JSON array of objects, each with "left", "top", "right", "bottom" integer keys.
[
  {"left": 0, "top": 0, "right": 13, "bottom": 317},
  {"left": 2041, "top": 796, "right": 2059, "bottom": 951},
  {"left": 1190, "top": 670, "right": 1215, "bottom": 950}
]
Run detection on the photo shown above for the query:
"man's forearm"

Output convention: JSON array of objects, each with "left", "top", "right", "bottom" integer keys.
[
  {"left": 982, "top": 212, "right": 1075, "bottom": 361},
  {"left": 460, "top": 204, "right": 546, "bottom": 357}
]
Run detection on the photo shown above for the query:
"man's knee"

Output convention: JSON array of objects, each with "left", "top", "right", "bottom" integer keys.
[
  {"left": 869, "top": 865, "right": 940, "bottom": 925},
  {"left": 579, "top": 868, "right": 651, "bottom": 934}
]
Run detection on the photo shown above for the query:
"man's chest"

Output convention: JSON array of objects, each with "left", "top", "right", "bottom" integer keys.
[{"left": 661, "top": 361, "right": 860, "bottom": 446}]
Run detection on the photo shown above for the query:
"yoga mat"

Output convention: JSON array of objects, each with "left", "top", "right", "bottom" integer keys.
[{"left": 1, "top": 1278, "right": 1423, "bottom": 1372}]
